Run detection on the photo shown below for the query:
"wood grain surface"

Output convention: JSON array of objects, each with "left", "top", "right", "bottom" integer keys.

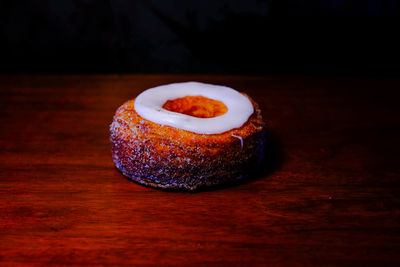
[{"left": 1, "top": 75, "right": 399, "bottom": 265}]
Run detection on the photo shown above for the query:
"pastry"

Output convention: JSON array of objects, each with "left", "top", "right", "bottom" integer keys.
[{"left": 110, "top": 82, "right": 266, "bottom": 191}]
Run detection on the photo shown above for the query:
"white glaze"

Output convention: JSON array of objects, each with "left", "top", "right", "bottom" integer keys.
[{"left": 134, "top": 82, "right": 254, "bottom": 134}]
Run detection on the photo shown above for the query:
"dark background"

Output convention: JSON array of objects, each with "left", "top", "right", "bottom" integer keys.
[{"left": 1, "top": 0, "right": 399, "bottom": 75}]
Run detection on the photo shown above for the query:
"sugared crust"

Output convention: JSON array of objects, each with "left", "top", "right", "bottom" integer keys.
[{"left": 110, "top": 93, "right": 266, "bottom": 191}]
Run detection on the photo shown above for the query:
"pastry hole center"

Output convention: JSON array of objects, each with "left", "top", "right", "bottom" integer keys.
[{"left": 163, "top": 95, "right": 228, "bottom": 118}]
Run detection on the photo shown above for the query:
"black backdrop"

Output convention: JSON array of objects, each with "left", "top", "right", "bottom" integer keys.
[{"left": 1, "top": 0, "right": 399, "bottom": 75}]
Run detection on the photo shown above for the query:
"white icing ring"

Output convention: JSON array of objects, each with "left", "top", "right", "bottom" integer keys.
[{"left": 134, "top": 82, "right": 254, "bottom": 134}]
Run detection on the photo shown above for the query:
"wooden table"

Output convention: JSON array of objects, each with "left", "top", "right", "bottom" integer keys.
[{"left": 1, "top": 75, "right": 399, "bottom": 265}]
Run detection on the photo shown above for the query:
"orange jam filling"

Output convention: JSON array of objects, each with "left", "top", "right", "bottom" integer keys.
[{"left": 163, "top": 95, "right": 228, "bottom": 118}]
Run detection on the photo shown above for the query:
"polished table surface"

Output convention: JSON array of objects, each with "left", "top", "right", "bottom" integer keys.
[{"left": 0, "top": 75, "right": 399, "bottom": 265}]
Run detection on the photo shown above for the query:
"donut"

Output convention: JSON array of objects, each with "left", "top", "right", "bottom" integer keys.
[{"left": 110, "top": 82, "right": 266, "bottom": 191}]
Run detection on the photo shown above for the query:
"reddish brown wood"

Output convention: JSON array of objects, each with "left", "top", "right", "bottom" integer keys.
[{"left": 0, "top": 75, "right": 399, "bottom": 265}]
